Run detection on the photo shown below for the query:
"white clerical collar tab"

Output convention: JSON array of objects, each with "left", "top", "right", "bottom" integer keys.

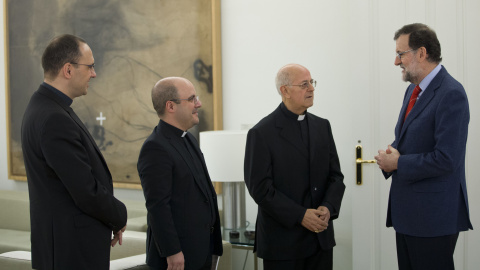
[
  {"left": 297, "top": 114, "right": 306, "bottom": 121},
  {"left": 181, "top": 131, "right": 187, "bottom": 137}
]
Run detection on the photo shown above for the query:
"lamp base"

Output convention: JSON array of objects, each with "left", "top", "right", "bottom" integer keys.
[{"left": 222, "top": 182, "right": 246, "bottom": 230}]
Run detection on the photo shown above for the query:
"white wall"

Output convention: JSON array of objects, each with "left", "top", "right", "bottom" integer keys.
[
  {"left": 220, "top": 1, "right": 351, "bottom": 268},
  {"left": 221, "top": 0, "right": 480, "bottom": 270}
]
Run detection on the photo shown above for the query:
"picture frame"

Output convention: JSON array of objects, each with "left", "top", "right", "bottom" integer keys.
[{"left": 5, "top": 0, "right": 223, "bottom": 190}]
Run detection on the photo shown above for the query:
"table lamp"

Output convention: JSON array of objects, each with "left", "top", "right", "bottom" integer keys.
[{"left": 200, "top": 130, "right": 248, "bottom": 233}]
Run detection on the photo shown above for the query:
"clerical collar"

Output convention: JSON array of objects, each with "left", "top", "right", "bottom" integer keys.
[
  {"left": 280, "top": 102, "right": 307, "bottom": 121},
  {"left": 42, "top": 82, "right": 73, "bottom": 106},
  {"left": 160, "top": 120, "right": 188, "bottom": 137}
]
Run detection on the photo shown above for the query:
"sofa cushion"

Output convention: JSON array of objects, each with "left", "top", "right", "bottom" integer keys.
[
  {"left": 122, "top": 199, "right": 147, "bottom": 219},
  {"left": 126, "top": 216, "right": 148, "bottom": 233},
  {"left": 0, "top": 229, "right": 31, "bottom": 254},
  {"left": 0, "top": 190, "right": 30, "bottom": 231},
  {"left": 110, "top": 231, "right": 147, "bottom": 260}
]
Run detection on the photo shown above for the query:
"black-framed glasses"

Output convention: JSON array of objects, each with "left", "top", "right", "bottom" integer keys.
[
  {"left": 70, "top": 62, "right": 95, "bottom": 69},
  {"left": 287, "top": 79, "right": 316, "bottom": 89},
  {"left": 170, "top": 95, "right": 200, "bottom": 105},
  {"left": 396, "top": 49, "right": 415, "bottom": 60}
]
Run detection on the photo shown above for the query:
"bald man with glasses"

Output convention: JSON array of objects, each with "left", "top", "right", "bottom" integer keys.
[
  {"left": 138, "top": 77, "right": 223, "bottom": 270},
  {"left": 244, "top": 64, "right": 345, "bottom": 270}
]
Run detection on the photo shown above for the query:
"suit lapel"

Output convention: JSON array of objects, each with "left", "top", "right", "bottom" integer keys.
[
  {"left": 38, "top": 87, "right": 112, "bottom": 179},
  {"left": 307, "top": 114, "right": 319, "bottom": 168},
  {"left": 275, "top": 108, "right": 309, "bottom": 160},
  {"left": 68, "top": 109, "right": 105, "bottom": 157},
  {"left": 161, "top": 125, "right": 209, "bottom": 199},
  {"left": 395, "top": 87, "right": 411, "bottom": 137},
  {"left": 398, "top": 67, "right": 445, "bottom": 141},
  {"left": 187, "top": 133, "right": 216, "bottom": 193}
]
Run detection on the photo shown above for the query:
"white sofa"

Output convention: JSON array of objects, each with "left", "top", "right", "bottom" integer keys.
[{"left": 0, "top": 189, "right": 232, "bottom": 270}]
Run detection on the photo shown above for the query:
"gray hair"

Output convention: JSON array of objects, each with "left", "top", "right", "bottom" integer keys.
[
  {"left": 151, "top": 79, "right": 179, "bottom": 117},
  {"left": 275, "top": 67, "right": 291, "bottom": 95}
]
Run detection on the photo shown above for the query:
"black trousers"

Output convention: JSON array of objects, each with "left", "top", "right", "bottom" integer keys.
[
  {"left": 396, "top": 232, "right": 459, "bottom": 270},
  {"left": 263, "top": 248, "right": 333, "bottom": 270}
]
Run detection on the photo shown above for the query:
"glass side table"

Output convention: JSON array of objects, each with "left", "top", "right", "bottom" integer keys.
[{"left": 222, "top": 227, "right": 257, "bottom": 270}]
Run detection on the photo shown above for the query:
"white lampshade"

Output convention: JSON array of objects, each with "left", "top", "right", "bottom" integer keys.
[{"left": 200, "top": 130, "right": 248, "bottom": 183}]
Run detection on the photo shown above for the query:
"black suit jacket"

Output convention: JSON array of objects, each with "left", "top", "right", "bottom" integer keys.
[
  {"left": 137, "top": 120, "right": 223, "bottom": 269},
  {"left": 244, "top": 104, "right": 345, "bottom": 260},
  {"left": 21, "top": 84, "right": 127, "bottom": 270}
]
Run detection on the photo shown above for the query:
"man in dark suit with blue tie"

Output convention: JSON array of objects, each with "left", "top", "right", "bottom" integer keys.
[
  {"left": 137, "top": 77, "right": 223, "bottom": 270},
  {"left": 244, "top": 64, "right": 345, "bottom": 270},
  {"left": 375, "top": 23, "right": 473, "bottom": 270}
]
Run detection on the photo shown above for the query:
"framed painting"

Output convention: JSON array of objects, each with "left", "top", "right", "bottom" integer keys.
[{"left": 5, "top": 0, "right": 223, "bottom": 189}]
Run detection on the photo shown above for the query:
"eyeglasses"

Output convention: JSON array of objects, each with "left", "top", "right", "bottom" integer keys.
[
  {"left": 170, "top": 95, "right": 200, "bottom": 105},
  {"left": 287, "top": 79, "right": 316, "bottom": 89},
  {"left": 396, "top": 49, "right": 415, "bottom": 60},
  {"left": 71, "top": 62, "right": 95, "bottom": 69}
]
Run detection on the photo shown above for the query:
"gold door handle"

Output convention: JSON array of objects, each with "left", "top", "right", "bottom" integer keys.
[
  {"left": 356, "top": 143, "right": 376, "bottom": 185},
  {"left": 356, "top": 159, "right": 376, "bottom": 164}
]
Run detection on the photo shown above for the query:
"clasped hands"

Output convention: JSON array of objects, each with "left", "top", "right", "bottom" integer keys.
[
  {"left": 375, "top": 145, "right": 400, "bottom": 173},
  {"left": 301, "top": 206, "right": 330, "bottom": 233}
]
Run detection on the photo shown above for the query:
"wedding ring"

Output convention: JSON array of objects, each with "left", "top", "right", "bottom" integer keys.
[{"left": 314, "top": 230, "right": 319, "bottom": 233}]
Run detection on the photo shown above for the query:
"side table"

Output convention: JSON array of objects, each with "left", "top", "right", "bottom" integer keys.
[{"left": 222, "top": 228, "right": 257, "bottom": 270}]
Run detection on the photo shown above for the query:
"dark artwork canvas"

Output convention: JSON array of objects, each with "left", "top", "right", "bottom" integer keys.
[{"left": 6, "top": 0, "right": 221, "bottom": 187}]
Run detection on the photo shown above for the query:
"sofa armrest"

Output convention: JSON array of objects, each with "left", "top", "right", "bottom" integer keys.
[
  {"left": 0, "top": 251, "right": 32, "bottom": 270},
  {"left": 110, "top": 233, "right": 232, "bottom": 270},
  {"left": 110, "top": 254, "right": 148, "bottom": 270},
  {"left": 0, "top": 250, "right": 150, "bottom": 270},
  {"left": 217, "top": 240, "right": 232, "bottom": 270}
]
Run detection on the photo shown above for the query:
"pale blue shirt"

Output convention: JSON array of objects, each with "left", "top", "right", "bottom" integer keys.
[{"left": 417, "top": 64, "right": 442, "bottom": 99}]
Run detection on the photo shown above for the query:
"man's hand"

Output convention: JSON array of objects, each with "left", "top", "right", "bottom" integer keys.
[
  {"left": 111, "top": 225, "right": 127, "bottom": 247},
  {"left": 317, "top": 206, "right": 330, "bottom": 224},
  {"left": 301, "top": 209, "right": 328, "bottom": 233},
  {"left": 375, "top": 145, "right": 400, "bottom": 172},
  {"left": 167, "top": 251, "right": 185, "bottom": 270}
]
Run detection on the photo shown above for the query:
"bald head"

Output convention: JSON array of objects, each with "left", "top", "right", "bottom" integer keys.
[
  {"left": 275, "top": 64, "right": 309, "bottom": 95},
  {"left": 275, "top": 64, "right": 314, "bottom": 115},
  {"left": 151, "top": 77, "right": 200, "bottom": 130},
  {"left": 152, "top": 77, "right": 191, "bottom": 117}
]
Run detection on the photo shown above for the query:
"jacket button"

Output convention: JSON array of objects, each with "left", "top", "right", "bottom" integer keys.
[{"left": 313, "top": 187, "right": 317, "bottom": 191}]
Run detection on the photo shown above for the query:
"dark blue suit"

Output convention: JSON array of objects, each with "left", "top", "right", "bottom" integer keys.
[{"left": 384, "top": 66, "right": 472, "bottom": 237}]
